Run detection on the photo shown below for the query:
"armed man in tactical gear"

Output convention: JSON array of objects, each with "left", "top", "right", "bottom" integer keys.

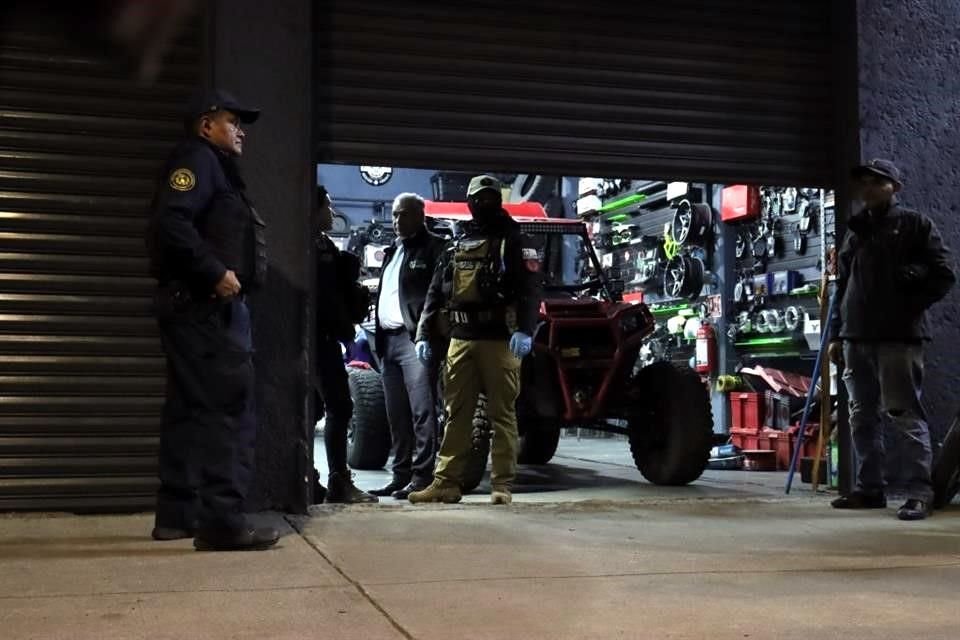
[{"left": 410, "top": 175, "right": 542, "bottom": 505}]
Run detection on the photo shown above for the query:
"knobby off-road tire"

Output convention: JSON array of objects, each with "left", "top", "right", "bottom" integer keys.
[
  {"left": 346, "top": 367, "right": 391, "bottom": 470},
  {"left": 628, "top": 361, "right": 714, "bottom": 485},
  {"left": 932, "top": 415, "right": 960, "bottom": 509},
  {"left": 459, "top": 394, "right": 490, "bottom": 494}
]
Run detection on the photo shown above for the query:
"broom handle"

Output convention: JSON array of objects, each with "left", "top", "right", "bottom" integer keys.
[
  {"left": 785, "top": 289, "right": 837, "bottom": 494},
  {"left": 811, "top": 276, "right": 832, "bottom": 492}
]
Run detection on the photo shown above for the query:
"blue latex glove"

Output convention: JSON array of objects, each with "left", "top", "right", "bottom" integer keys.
[
  {"left": 509, "top": 332, "right": 533, "bottom": 359},
  {"left": 415, "top": 340, "right": 432, "bottom": 364}
]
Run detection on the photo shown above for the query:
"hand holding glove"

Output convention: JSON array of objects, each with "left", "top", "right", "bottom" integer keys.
[
  {"left": 415, "top": 340, "right": 432, "bottom": 364},
  {"left": 509, "top": 332, "right": 533, "bottom": 359}
]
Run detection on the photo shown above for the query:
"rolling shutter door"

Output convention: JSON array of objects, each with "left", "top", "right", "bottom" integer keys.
[
  {"left": 0, "top": 26, "right": 201, "bottom": 510},
  {"left": 319, "top": 0, "right": 835, "bottom": 186}
]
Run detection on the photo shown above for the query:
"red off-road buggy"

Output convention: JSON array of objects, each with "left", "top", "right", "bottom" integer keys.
[{"left": 346, "top": 206, "right": 714, "bottom": 493}]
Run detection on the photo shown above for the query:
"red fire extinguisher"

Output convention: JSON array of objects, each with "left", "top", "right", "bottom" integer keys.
[{"left": 695, "top": 322, "right": 717, "bottom": 375}]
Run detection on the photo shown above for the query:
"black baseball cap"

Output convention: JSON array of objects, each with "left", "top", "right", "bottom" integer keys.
[
  {"left": 183, "top": 88, "right": 260, "bottom": 124},
  {"left": 851, "top": 158, "right": 902, "bottom": 186}
]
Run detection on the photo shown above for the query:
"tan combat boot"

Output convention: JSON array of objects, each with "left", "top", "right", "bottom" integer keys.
[
  {"left": 408, "top": 479, "right": 462, "bottom": 504},
  {"left": 491, "top": 485, "right": 512, "bottom": 505}
]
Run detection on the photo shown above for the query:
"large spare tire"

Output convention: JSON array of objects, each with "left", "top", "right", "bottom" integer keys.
[
  {"left": 346, "top": 366, "right": 391, "bottom": 470},
  {"left": 628, "top": 361, "right": 713, "bottom": 485}
]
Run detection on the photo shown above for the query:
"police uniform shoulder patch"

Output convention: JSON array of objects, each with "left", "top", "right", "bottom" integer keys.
[{"left": 169, "top": 168, "right": 196, "bottom": 192}]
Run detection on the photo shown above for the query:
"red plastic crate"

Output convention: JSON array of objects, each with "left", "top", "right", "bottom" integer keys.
[
  {"left": 774, "top": 424, "right": 825, "bottom": 470},
  {"left": 721, "top": 185, "right": 761, "bottom": 223},
  {"left": 730, "top": 428, "right": 759, "bottom": 451},
  {"left": 743, "top": 450, "right": 777, "bottom": 471},
  {"left": 730, "top": 392, "right": 764, "bottom": 433}
]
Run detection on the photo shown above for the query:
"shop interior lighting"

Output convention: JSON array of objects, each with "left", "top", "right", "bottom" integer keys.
[
  {"left": 598, "top": 193, "right": 647, "bottom": 214},
  {"left": 735, "top": 336, "right": 795, "bottom": 347}
]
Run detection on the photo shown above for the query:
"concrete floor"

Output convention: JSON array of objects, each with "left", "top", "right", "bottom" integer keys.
[
  {"left": 1, "top": 438, "right": 958, "bottom": 639},
  {"left": 317, "top": 434, "right": 812, "bottom": 502}
]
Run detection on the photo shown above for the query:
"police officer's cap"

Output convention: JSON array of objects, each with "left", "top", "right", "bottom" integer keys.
[
  {"left": 851, "top": 158, "right": 902, "bottom": 186},
  {"left": 184, "top": 88, "right": 261, "bottom": 125},
  {"left": 467, "top": 175, "right": 502, "bottom": 197}
]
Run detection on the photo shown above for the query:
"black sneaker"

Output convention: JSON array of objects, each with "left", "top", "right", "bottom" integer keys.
[
  {"left": 325, "top": 472, "right": 379, "bottom": 504},
  {"left": 831, "top": 491, "right": 887, "bottom": 509},
  {"left": 391, "top": 481, "right": 430, "bottom": 500},
  {"left": 193, "top": 526, "right": 280, "bottom": 552},
  {"left": 152, "top": 519, "right": 198, "bottom": 541},
  {"left": 370, "top": 476, "right": 411, "bottom": 497},
  {"left": 896, "top": 499, "right": 930, "bottom": 521}
]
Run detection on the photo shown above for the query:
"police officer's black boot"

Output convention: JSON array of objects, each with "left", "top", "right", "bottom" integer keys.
[
  {"left": 152, "top": 524, "right": 196, "bottom": 541},
  {"left": 325, "top": 472, "right": 379, "bottom": 504},
  {"left": 193, "top": 524, "right": 280, "bottom": 552}
]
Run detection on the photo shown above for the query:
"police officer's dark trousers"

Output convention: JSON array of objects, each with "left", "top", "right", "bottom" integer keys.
[
  {"left": 155, "top": 291, "right": 256, "bottom": 532},
  {"left": 315, "top": 337, "right": 351, "bottom": 474}
]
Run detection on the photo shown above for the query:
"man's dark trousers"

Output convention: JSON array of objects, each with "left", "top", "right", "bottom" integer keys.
[
  {"left": 843, "top": 341, "right": 933, "bottom": 502},
  {"left": 155, "top": 293, "right": 256, "bottom": 532},
  {"left": 380, "top": 328, "right": 438, "bottom": 485}
]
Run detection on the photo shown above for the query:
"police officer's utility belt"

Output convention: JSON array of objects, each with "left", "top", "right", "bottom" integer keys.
[{"left": 448, "top": 309, "right": 505, "bottom": 325}]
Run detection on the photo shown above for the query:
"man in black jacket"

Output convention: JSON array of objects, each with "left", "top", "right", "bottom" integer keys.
[
  {"left": 829, "top": 159, "right": 955, "bottom": 520},
  {"left": 409, "top": 175, "right": 542, "bottom": 506},
  {"left": 313, "top": 187, "right": 377, "bottom": 504},
  {"left": 369, "top": 193, "right": 448, "bottom": 499},
  {"left": 146, "top": 88, "right": 277, "bottom": 551}
]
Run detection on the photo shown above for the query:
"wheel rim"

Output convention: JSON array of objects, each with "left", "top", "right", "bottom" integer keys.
[
  {"left": 665, "top": 258, "right": 686, "bottom": 298},
  {"left": 332, "top": 215, "right": 349, "bottom": 234},
  {"left": 673, "top": 202, "right": 692, "bottom": 245}
]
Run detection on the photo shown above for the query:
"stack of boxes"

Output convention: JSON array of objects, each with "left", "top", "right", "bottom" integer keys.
[{"left": 729, "top": 392, "right": 822, "bottom": 471}]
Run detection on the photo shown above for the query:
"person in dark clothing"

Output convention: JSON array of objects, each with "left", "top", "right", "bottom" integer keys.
[
  {"left": 146, "top": 88, "right": 277, "bottom": 551},
  {"left": 313, "top": 187, "right": 378, "bottom": 504},
  {"left": 369, "top": 193, "right": 448, "bottom": 500},
  {"left": 409, "top": 175, "right": 542, "bottom": 506},
  {"left": 829, "top": 158, "right": 955, "bottom": 521}
]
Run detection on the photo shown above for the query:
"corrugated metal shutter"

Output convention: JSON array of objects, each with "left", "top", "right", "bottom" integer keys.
[
  {"left": 0, "top": 26, "right": 201, "bottom": 511},
  {"left": 319, "top": 0, "right": 835, "bottom": 186}
]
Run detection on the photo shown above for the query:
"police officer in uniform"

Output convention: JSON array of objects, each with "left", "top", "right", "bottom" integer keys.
[
  {"left": 409, "top": 175, "right": 541, "bottom": 505},
  {"left": 147, "top": 89, "right": 277, "bottom": 551},
  {"left": 313, "top": 187, "right": 378, "bottom": 503}
]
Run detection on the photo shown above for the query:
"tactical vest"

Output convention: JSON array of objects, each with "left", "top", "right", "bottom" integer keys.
[{"left": 447, "top": 237, "right": 507, "bottom": 309}]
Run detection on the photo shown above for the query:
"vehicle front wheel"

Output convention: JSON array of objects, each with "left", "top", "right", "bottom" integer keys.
[{"left": 627, "top": 361, "right": 713, "bottom": 485}]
